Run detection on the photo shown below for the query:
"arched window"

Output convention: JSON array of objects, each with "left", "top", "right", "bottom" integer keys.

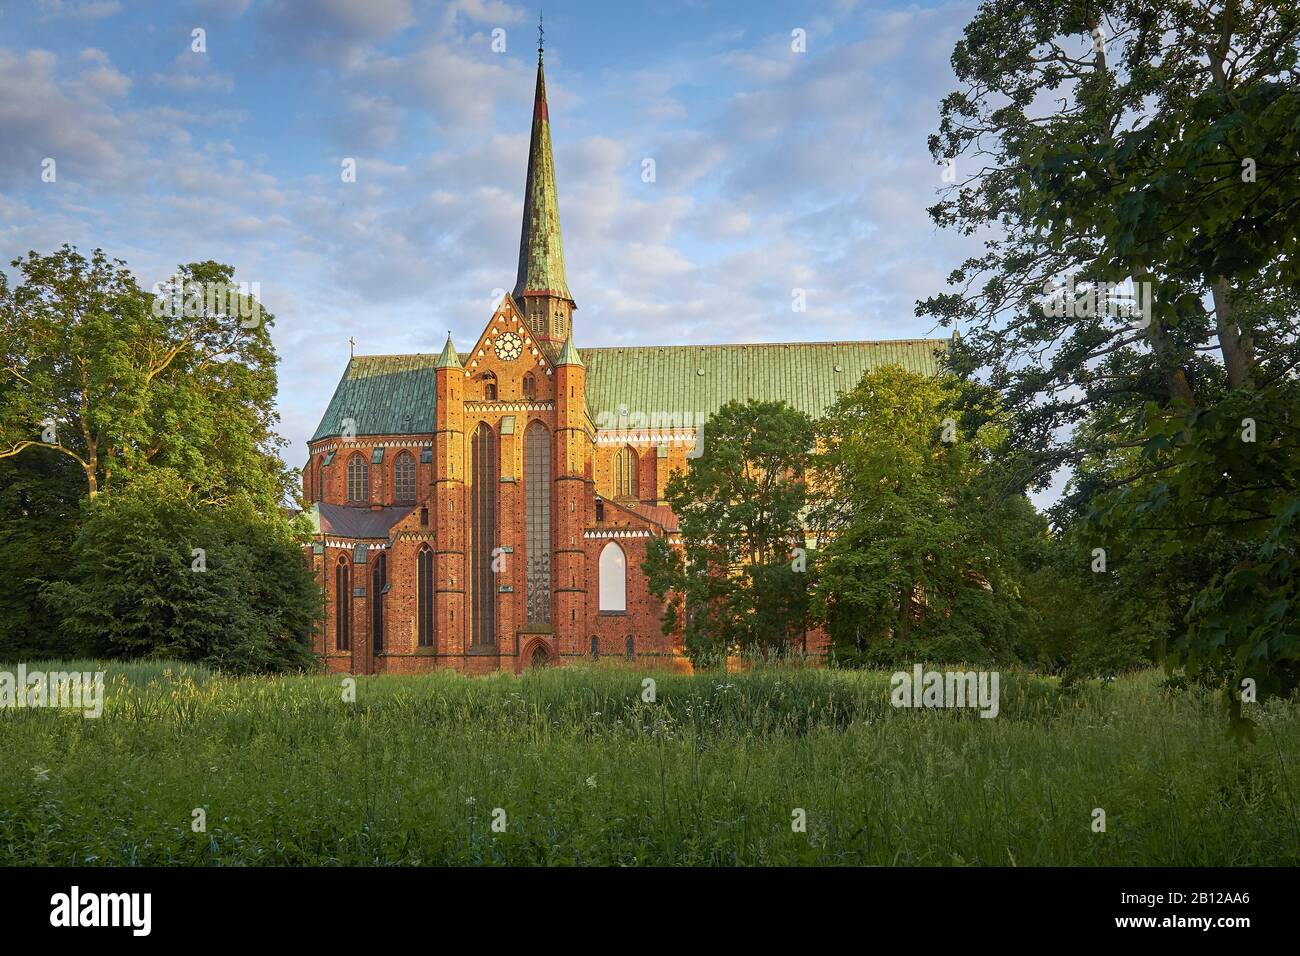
[
  {"left": 470, "top": 424, "right": 498, "bottom": 648},
  {"left": 371, "top": 552, "right": 386, "bottom": 653},
  {"left": 482, "top": 372, "right": 497, "bottom": 401},
  {"left": 614, "top": 446, "right": 638, "bottom": 500},
  {"left": 314, "top": 457, "right": 324, "bottom": 501},
  {"left": 599, "top": 541, "right": 626, "bottom": 613},
  {"left": 525, "top": 421, "right": 551, "bottom": 625},
  {"left": 522, "top": 373, "right": 537, "bottom": 401},
  {"left": 335, "top": 556, "right": 350, "bottom": 650},
  {"left": 393, "top": 451, "right": 416, "bottom": 502},
  {"left": 417, "top": 545, "right": 434, "bottom": 648},
  {"left": 347, "top": 453, "right": 369, "bottom": 503}
]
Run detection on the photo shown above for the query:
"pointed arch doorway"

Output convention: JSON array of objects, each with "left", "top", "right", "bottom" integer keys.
[{"left": 528, "top": 643, "right": 553, "bottom": 669}]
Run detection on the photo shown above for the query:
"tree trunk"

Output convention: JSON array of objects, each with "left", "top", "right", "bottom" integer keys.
[
  {"left": 1132, "top": 271, "right": 1196, "bottom": 407},
  {"left": 1212, "top": 278, "right": 1254, "bottom": 390},
  {"left": 1145, "top": 316, "right": 1197, "bottom": 408},
  {"left": 897, "top": 584, "right": 912, "bottom": 641}
]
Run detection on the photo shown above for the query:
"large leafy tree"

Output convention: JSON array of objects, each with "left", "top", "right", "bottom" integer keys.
[
  {"left": 643, "top": 400, "right": 816, "bottom": 666},
  {"left": 0, "top": 245, "right": 293, "bottom": 510},
  {"left": 923, "top": 0, "right": 1300, "bottom": 490},
  {"left": 927, "top": 0, "right": 1300, "bottom": 720},
  {"left": 809, "top": 366, "right": 1046, "bottom": 665}
]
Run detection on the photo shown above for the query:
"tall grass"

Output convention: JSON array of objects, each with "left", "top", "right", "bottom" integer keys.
[{"left": 0, "top": 662, "right": 1295, "bottom": 865}]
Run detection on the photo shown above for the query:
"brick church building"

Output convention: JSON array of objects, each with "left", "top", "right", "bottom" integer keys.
[{"left": 304, "top": 48, "right": 946, "bottom": 675}]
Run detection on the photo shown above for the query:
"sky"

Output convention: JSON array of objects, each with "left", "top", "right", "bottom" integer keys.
[{"left": 0, "top": 0, "right": 986, "bottom": 475}]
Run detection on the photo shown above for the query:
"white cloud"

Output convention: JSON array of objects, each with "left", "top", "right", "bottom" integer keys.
[
  {"left": 36, "top": 0, "right": 122, "bottom": 21},
  {"left": 151, "top": 52, "right": 235, "bottom": 93}
]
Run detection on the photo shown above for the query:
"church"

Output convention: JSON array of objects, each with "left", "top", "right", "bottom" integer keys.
[{"left": 304, "top": 48, "right": 947, "bottom": 675}]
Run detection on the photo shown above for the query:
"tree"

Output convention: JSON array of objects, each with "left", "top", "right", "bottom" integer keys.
[
  {"left": 643, "top": 400, "right": 815, "bottom": 666},
  {"left": 809, "top": 366, "right": 1045, "bottom": 666},
  {"left": 922, "top": 0, "right": 1300, "bottom": 490},
  {"left": 0, "top": 246, "right": 294, "bottom": 510},
  {"left": 1089, "top": 385, "right": 1300, "bottom": 734},
  {"left": 43, "top": 471, "right": 320, "bottom": 674},
  {"left": 926, "top": 0, "right": 1300, "bottom": 718},
  {"left": 0, "top": 445, "right": 85, "bottom": 658}
]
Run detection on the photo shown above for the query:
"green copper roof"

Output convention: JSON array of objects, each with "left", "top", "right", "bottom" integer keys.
[
  {"left": 556, "top": 333, "right": 584, "bottom": 367},
  {"left": 311, "top": 354, "right": 438, "bottom": 442},
  {"left": 580, "top": 339, "right": 948, "bottom": 422},
  {"left": 512, "top": 55, "right": 572, "bottom": 304},
  {"left": 311, "top": 339, "right": 948, "bottom": 442},
  {"left": 434, "top": 333, "right": 462, "bottom": 369}
]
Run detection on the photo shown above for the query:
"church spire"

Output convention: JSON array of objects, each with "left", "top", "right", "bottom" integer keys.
[{"left": 513, "top": 30, "right": 574, "bottom": 344}]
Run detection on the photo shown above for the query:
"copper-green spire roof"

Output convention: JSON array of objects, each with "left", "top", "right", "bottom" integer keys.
[
  {"left": 556, "top": 332, "right": 584, "bottom": 367},
  {"left": 512, "top": 52, "right": 572, "bottom": 304},
  {"left": 434, "top": 333, "right": 461, "bottom": 369}
]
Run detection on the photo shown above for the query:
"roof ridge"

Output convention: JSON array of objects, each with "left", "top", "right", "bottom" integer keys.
[
  {"left": 344, "top": 339, "right": 947, "bottom": 364},
  {"left": 578, "top": 338, "right": 948, "bottom": 351},
  {"left": 350, "top": 352, "right": 438, "bottom": 359}
]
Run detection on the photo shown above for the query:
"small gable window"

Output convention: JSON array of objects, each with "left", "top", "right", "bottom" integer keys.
[
  {"left": 483, "top": 372, "right": 497, "bottom": 401},
  {"left": 523, "top": 373, "right": 537, "bottom": 401}
]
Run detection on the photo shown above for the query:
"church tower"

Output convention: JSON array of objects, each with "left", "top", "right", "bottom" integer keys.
[{"left": 512, "top": 35, "right": 575, "bottom": 347}]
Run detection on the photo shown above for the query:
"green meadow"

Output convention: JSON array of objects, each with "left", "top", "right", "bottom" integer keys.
[{"left": 0, "top": 662, "right": 1296, "bottom": 866}]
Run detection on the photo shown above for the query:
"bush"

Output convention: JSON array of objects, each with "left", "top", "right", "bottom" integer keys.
[{"left": 43, "top": 472, "right": 320, "bottom": 673}]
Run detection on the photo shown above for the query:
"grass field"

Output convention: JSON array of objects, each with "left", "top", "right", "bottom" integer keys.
[{"left": 0, "top": 661, "right": 1297, "bottom": 865}]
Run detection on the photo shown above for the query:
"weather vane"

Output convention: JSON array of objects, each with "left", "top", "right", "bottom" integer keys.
[{"left": 538, "top": 12, "right": 544, "bottom": 59}]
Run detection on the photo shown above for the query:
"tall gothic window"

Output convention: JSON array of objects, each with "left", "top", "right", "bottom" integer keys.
[
  {"left": 393, "top": 451, "right": 415, "bottom": 502},
  {"left": 347, "top": 453, "right": 369, "bottom": 503},
  {"left": 599, "top": 541, "right": 627, "bottom": 613},
  {"left": 335, "top": 556, "right": 351, "bottom": 650},
  {"left": 614, "top": 446, "right": 638, "bottom": 500},
  {"left": 470, "top": 424, "right": 498, "bottom": 648},
  {"left": 314, "top": 458, "right": 324, "bottom": 501},
  {"left": 482, "top": 372, "right": 497, "bottom": 401},
  {"left": 371, "top": 552, "right": 386, "bottom": 653},
  {"left": 522, "top": 373, "right": 537, "bottom": 401},
  {"left": 417, "top": 545, "right": 434, "bottom": 648},
  {"left": 525, "top": 421, "right": 551, "bottom": 625}
]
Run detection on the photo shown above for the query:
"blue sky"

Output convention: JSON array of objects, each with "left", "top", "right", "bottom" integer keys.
[{"left": 1, "top": 0, "right": 982, "bottom": 472}]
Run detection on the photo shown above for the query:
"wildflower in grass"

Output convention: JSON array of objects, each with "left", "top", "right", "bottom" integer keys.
[
  {"left": 586, "top": 775, "right": 597, "bottom": 789},
  {"left": 32, "top": 766, "right": 50, "bottom": 782}
]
